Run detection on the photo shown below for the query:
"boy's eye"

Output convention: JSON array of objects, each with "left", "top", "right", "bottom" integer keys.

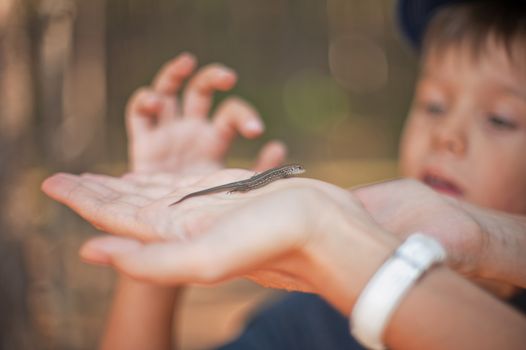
[
  {"left": 423, "top": 102, "right": 446, "bottom": 116},
  {"left": 488, "top": 114, "right": 518, "bottom": 130}
]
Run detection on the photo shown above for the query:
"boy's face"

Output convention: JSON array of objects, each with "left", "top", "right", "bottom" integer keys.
[{"left": 399, "top": 43, "right": 526, "bottom": 213}]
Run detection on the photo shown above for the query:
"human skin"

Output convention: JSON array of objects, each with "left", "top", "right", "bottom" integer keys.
[
  {"left": 125, "top": 52, "right": 286, "bottom": 175},
  {"left": 41, "top": 170, "right": 526, "bottom": 349},
  {"left": 100, "top": 53, "right": 286, "bottom": 350},
  {"left": 51, "top": 43, "right": 526, "bottom": 348},
  {"left": 398, "top": 39, "right": 526, "bottom": 296},
  {"left": 353, "top": 179, "right": 526, "bottom": 287},
  {"left": 42, "top": 171, "right": 526, "bottom": 289},
  {"left": 399, "top": 41, "right": 526, "bottom": 214}
]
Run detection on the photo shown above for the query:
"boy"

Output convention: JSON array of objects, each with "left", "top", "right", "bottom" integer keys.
[{"left": 101, "top": 0, "right": 526, "bottom": 349}]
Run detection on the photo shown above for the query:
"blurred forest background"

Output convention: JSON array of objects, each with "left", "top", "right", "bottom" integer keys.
[{"left": 0, "top": 0, "right": 418, "bottom": 349}]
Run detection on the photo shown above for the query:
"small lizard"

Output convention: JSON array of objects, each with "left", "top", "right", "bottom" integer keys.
[{"left": 169, "top": 164, "right": 306, "bottom": 206}]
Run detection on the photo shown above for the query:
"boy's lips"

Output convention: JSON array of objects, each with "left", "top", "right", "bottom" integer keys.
[{"left": 422, "top": 173, "right": 464, "bottom": 197}]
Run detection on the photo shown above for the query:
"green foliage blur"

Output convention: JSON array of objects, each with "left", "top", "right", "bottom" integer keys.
[{"left": 103, "top": 0, "right": 417, "bottom": 164}]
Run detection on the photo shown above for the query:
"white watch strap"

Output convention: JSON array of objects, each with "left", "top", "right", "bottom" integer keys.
[{"left": 350, "top": 233, "right": 446, "bottom": 350}]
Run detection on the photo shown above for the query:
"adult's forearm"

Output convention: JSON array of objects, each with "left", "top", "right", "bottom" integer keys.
[
  {"left": 351, "top": 179, "right": 526, "bottom": 288},
  {"left": 313, "top": 225, "right": 526, "bottom": 350},
  {"left": 322, "top": 255, "right": 526, "bottom": 349},
  {"left": 385, "top": 267, "right": 526, "bottom": 350},
  {"left": 463, "top": 203, "right": 526, "bottom": 288}
]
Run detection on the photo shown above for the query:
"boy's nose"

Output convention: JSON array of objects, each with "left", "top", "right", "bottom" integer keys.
[{"left": 431, "top": 117, "right": 467, "bottom": 156}]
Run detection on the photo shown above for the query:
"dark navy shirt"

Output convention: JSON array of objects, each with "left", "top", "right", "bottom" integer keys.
[
  {"left": 215, "top": 293, "right": 364, "bottom": 350},
  {"left": 215, "top": 290, "right": 526, "bottom": 350}
]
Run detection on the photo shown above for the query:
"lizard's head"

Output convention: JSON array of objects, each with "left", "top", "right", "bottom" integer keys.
[{"left": 287, "top": 164, "right": 306, "bottom": 175}]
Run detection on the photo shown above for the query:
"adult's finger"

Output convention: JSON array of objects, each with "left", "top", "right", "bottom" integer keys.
[
  {"left": 86, "top": 197, "right": 305, "bottom": 285},
  {"left": 80, "top": 236, "right": 144, "bottom": 265},
  {"left": 212, "top": 96, "right": 264, "bottom": 143},
  {"left": 41, "top": 173, "right": 156, "bottom": 240},
  {"left": 80, "top": 173, "right": 170, "bottom": 200},
  {"left": 252, "top": 140, "right": 287, "bottom": 172},
  {"left": 122, "top": 172, "right": 201, "bottom": 188},
  {"left": 182, "top": 64, "right": 237, "bottom": 119}
]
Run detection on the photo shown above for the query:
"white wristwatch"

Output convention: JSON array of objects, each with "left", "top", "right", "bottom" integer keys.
[{"left": 350, "top": 233, "right": 447, "bottom": 350}]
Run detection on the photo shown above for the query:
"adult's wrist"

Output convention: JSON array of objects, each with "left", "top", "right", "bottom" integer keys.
[
  {"left": 305, "top": 209, "right": 398, "bottom": 314},
  {"left": 350, "top": 234, "right": 447, "bottom": 350},
  {"left": 453, "top": 199, "right": 526, "bottom": 288},
  {"left": 475, "top": 212, "right": 526, "bottom": 288}
]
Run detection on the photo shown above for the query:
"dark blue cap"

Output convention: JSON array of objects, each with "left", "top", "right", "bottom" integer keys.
[{"left": 397, "top": 0, "right": 477, "bottom": 49}]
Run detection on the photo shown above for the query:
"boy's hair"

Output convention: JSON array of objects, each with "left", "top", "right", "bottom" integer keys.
[{"left": 423, "top": 2, "right": 526, "bottom": 64}]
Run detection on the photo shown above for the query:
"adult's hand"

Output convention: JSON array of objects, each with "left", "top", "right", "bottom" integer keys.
[
  {"left": 41, "top": 169, "right": 397, "bottom": 311},
  {"left": 353, "top": 179, "right": 526, "bottom": 288},
  {"left": 41, "top": 171, "right": 526, "bottom": 350}
]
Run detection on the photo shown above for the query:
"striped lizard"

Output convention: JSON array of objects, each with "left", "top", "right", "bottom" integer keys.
[{"left": 169, "top": 164, "right": 305, "bottom": 206}]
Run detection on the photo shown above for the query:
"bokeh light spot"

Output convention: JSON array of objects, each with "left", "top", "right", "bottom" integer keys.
[
  {"left": 283, "top": 71, "right": 349, "bottom": 133},
  {"left": 329, "top": 34, "right": 388, "bottom": 94}
]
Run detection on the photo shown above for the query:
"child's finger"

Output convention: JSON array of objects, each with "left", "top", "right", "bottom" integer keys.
[
  {"left": 156, "top": 95, "right": 179, "bottom": 126},
  {"left": 252, "top": 140, "right": 288, "bottom": 172},
  {"left": 150, "top": 53, "right": 197, "bottom": 125},
  {"left": 212, "top": 96, "right": 264, "bottom": 143},
  {"left": 125, "top": 88, "right": 162, "bottom": 133},
  {"left": 152, "top": 52, "right": 197, "bottom": 95},
  {"left": 182, "top": 64, "right": 237, "bottom": 119}
]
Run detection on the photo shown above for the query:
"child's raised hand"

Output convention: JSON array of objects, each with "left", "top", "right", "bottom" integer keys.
[{"left": 126, "top": 53, "right": 286, "bottom": 175}]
